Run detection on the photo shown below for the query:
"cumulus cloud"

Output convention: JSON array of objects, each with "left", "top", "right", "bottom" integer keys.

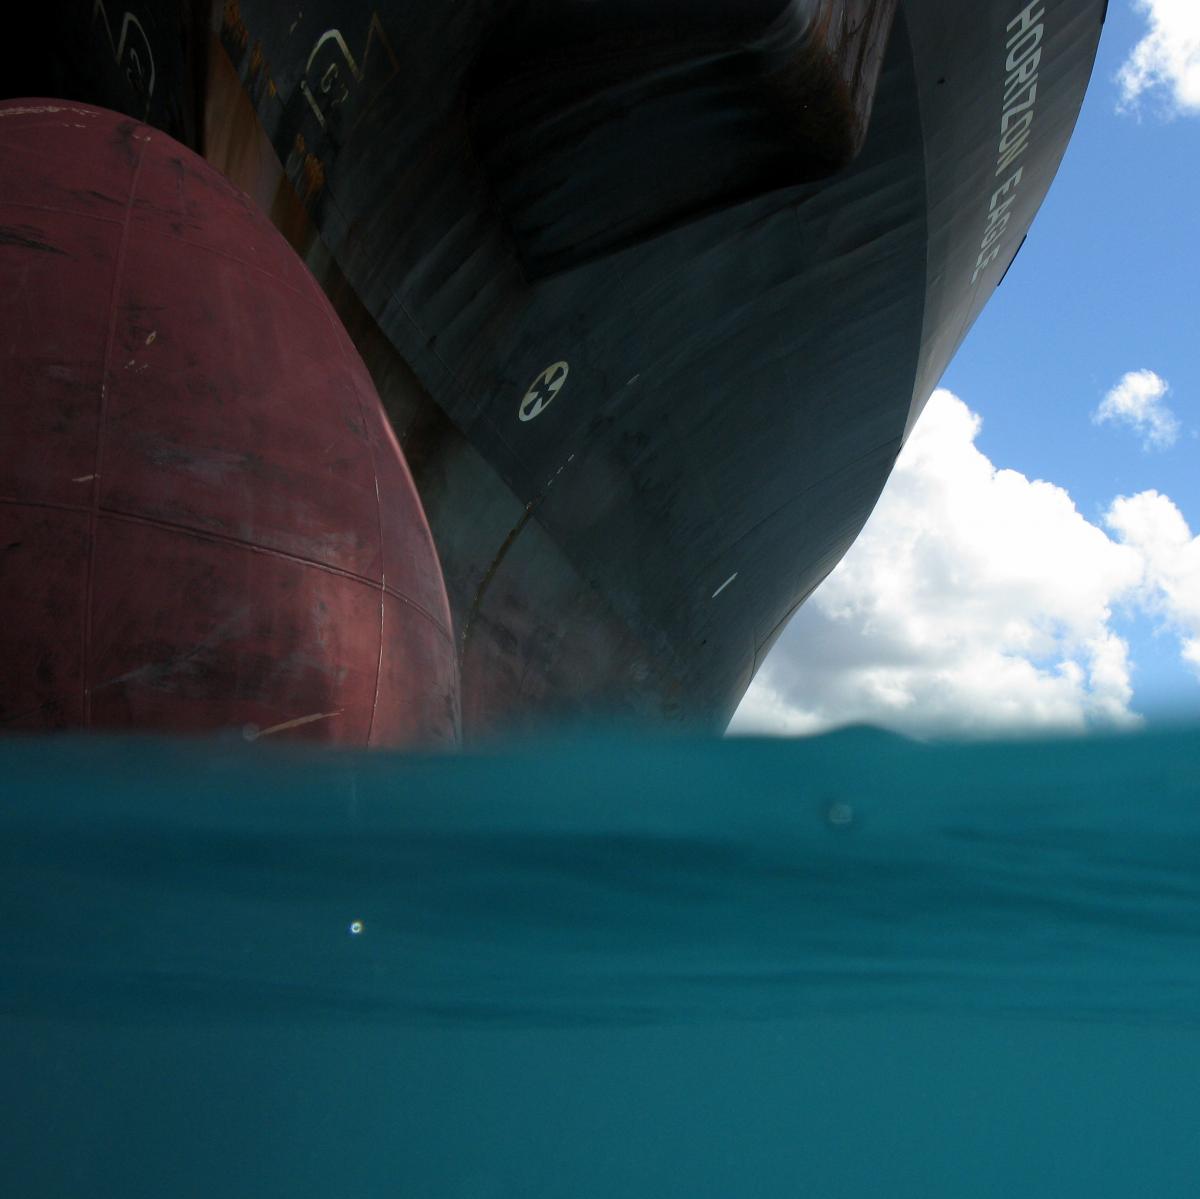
[
  {"left": 729, "top": 389, "right": 1170, "bottom": 739},
  {"left": 1106, "top": 490, "right": 1200, "bottom": 675},
  {"left": 1093, "top": 369, "right": 1179, "bottom": 450},
  {"left": 1117, "top": 0, "right": 1200, "bottom": 116}
]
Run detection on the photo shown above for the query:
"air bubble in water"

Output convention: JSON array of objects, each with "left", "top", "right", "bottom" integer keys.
[{"left": 827, "top": 802, "right": 854, "bottom": 827}]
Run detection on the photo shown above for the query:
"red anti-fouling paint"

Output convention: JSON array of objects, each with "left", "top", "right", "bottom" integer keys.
[{"left": 0, "top": 100, "right": 459, "bottom": 747}]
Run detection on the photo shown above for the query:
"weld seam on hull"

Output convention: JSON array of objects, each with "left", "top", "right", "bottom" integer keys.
[
  {"left": 83, "top": 130, "right": 146, "bottom": 726},
  {"left": 2, "top": 495, "right": 453, "bottom": 643}
]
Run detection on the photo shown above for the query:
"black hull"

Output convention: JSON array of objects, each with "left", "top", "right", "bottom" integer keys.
[{"left": 7, "top": 1, "right": 1105, "bottom": 734}]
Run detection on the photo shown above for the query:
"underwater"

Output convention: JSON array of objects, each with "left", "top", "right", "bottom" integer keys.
[{"left": 3, "top": 726, "right": 1199, "bottom": 1196}]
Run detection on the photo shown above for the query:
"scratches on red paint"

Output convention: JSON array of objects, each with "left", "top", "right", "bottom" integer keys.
[
  {"left": 0, "top": 226, "right": 68, "bottom": 255},
  {"left": 0, "top": 104, "right": 98, "bottom": 121},
  {"left": 250, "top": 710, "right": 344, "bottom": 739},
  {"left": 89, "top": 606, "right": 253, "bottom": 697}
]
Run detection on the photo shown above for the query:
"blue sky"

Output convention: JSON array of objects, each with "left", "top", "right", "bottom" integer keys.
[
  {"left": 947, "top": 0, "right": 1200, "bottom": 714},
  {"left": 734, "top": 1, "right": 1200, "bottom": 737}
]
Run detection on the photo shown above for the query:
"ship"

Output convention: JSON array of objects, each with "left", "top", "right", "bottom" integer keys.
[{"left": 1, "top": 1, "right": 1107, "bottom": 742}]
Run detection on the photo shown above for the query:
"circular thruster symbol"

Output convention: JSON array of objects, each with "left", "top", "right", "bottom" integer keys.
[{"left": 519, "top": 361, "right": 569, "bottom": 422}]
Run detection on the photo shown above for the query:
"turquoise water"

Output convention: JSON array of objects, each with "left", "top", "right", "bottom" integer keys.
[{"left": 3, "top": 728, "right": 1200, "bottom": 1195}]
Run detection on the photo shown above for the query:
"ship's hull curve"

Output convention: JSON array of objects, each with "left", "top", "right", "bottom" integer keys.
[{"left": 4, "top": 1, "right": 1107, "bottom": 734}]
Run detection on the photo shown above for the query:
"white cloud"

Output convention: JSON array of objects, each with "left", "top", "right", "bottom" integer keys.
[
  {"left": 1117, "top": 0, "right": 1200, "bottom": 116},
  {"left": 730, "top": 389, "right": 1154, "bottom": 739},
  {"left": 1093, "top": 369, "right": 1179, "bottom": 449},
  {"left": 1106, "top": 490, "right": 1200, "bottom": 676}
]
